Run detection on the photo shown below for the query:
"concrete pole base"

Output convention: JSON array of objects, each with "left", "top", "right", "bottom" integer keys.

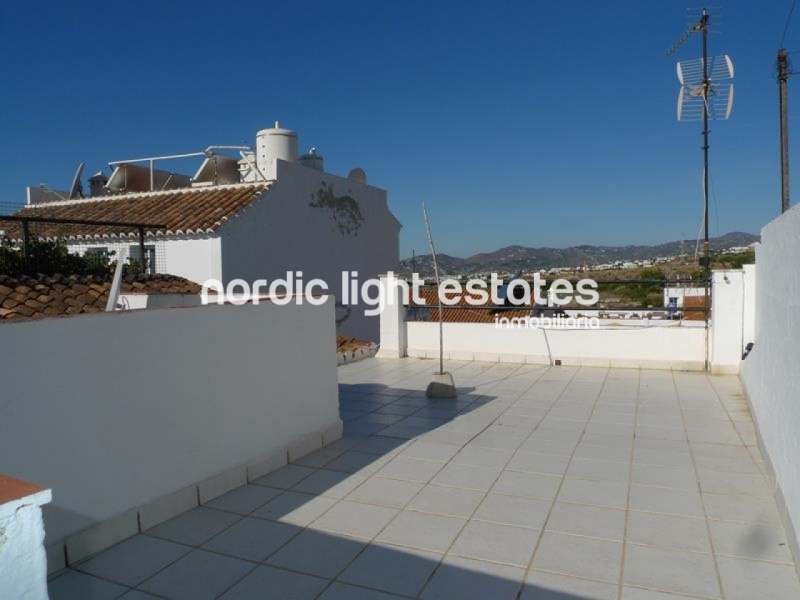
[{"left": 426, "top": 372, "right": 457, "bottom": 398}]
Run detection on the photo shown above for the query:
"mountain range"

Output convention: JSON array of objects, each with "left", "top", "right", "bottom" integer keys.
[{"left": 401, "top": 232, "right": 758, "bottom": 276}]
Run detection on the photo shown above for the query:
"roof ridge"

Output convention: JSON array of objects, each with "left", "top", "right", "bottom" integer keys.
[{"left": 7, "top": 183, "right": 272, "bottom": 239}]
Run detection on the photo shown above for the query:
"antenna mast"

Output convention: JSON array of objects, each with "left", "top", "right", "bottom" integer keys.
[
  {"left": 668, "top": 7, "right": 733, "bottom": 372},
  {"left": 700, "top": 10, "right": 711, "bottom": 363}
]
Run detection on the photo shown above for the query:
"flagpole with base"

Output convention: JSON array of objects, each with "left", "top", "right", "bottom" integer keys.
[{"left": 422, "top": 202, "right": 457, "bottom": 398}]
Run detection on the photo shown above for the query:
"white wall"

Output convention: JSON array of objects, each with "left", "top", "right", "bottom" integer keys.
[
  {"left": 742, "top": 262, "right": 757, "bottom": 349},
  {"left": 0, "top": 484, "right": 51, "bottom": 600},
  {"left": 740, "top": 206, "right": 800, "bottom": 563},
  {"left": 119, "top": 293, "right": 204, "bottom": 310},
  {"left": 710, "top": 270, "right": 746, "bottom": 374},
  {"left": 405, "top": 321, "right": 706, "bottom": 370},
  {"left": 377, "top": 275, "right": 707, "bottom": 369},
  {"left": 219, "top": 161, "right": 401, "bottom": 341},
  {"left": 375, "top": 273, "right": 407, "bottom": 359},
  {"left": 161, "top": 236, "right": 222, "bottom": 284},
  {"left": 0, "top": 298, "right": 340, "bottom": 547}
]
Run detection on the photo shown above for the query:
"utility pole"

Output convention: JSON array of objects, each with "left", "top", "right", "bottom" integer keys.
[{"left": 778, "top": 48, "right": 791, "bottom": 213}]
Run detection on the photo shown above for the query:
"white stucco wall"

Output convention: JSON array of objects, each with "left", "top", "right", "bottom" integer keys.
[
  {"left": 161, "top": 236, "right": 222, "bottom": 284},
  {"left": 377, "top": 275, "right": 706, "bottom": 369},
  {"left": 0, "top": 486, "right": 51, "bottom": 600},
  {"left": 742, "top": 262, "right": 757, "bottom": 349},
  {"left": 118, "top": 293, "right": 203, "bottom": 310},
  {"left": 405, "top": 321, "right": 706, "bottom": 369},
  {"left": 709, "top": 270, "right": 747, "bottom": 374},
  {"left": 218, "top": 161, "right": 401, "bottom": 341},
  {"left": 0, "top": 298, "right": 339, "bottom": 547},
  {"left": 375, "top": 274, "right": 408, "bottom": 359},
  {"left": 740, "top": 205, "right": 800, "bottom": 557}
]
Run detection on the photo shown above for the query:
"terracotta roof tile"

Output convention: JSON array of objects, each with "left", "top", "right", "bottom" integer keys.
[
  {"left": 3, "top": 183, "right": 269, "bottom": 240},
  {"left": 0, "top": 273, "right": 203, "bottom": 322},
  {"left": 407, "top": 286, "right": 533, "bottom": 323},
  {"left": 336, "top": 333, "right": 373, "bottom": 353},
  {"left": 0, "top": 475, "right": 46, "bottom": 505}
]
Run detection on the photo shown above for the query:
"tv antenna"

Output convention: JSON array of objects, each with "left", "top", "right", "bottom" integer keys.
[{"left": 667, "top": 7, "right": 734, "bottom": 371}]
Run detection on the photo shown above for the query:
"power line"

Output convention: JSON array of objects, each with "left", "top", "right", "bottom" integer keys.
[{"left": 780, "top": 0, "right": 797, "bottom": 48}]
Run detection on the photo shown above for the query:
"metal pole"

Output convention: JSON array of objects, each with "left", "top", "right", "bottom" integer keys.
[
  {"left": 779, "top": 48, "right": 791, "bottom": 214},
  {"left": 0, "top": 215, "right": 166, "bottom": 229},
  {"left": 138, "top": 226, "right": 146, "bottom": 274},
  {"left": 422, "top": 203, "right": 444, "bottom": 375},
  {"left": 21, "top": 219, "right": 30, "bottom": 269},
  {"left": 701, "top": 8, "right": 711, "bottom": 372}
]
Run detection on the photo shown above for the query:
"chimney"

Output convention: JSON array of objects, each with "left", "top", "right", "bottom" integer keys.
[{"left": 88, "top": 171, "right": 109, "bottom": 197}]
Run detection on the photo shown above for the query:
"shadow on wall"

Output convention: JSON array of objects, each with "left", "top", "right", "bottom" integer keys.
[{"left": 48, "top": 379, "right": 602, "bottom": 599}]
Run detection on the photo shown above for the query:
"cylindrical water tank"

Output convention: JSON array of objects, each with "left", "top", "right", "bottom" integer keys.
[
  {"left": 256, "top": 122, "right": 298, "bottom": 175},
  {"left": 298, "top": 147, "right": 324, "bottom": 171}
]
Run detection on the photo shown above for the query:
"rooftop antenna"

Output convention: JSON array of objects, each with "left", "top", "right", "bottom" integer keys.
[
  {"left": 667, "top": 7, "right": 733, "bottom": 371},
  {"left": 68, "top": 162, "right": 85, "bottom": 199},
  {"left": 422, "top": 203, "right": 457, "bottom": 398}
]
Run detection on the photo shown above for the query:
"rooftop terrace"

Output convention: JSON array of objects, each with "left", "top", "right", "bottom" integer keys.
[{"left": 47, "top": 357, "right": 800, "bottom": 600}]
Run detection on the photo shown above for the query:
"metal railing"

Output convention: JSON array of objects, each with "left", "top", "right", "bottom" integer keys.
[
  {"left": 403, "top": 277, "right": 711, "bottom": 322},
  {"left": 0, "top": 209, "right": 167, "bottom": 277}
]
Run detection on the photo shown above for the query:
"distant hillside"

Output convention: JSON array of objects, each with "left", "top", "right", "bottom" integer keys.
[{"left": 401, "top": 232, "right": 759, "bottom": 276}]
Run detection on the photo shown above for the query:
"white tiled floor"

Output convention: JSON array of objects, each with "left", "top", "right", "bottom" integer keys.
[{"left": 49, "top": 358, "right": 800, "bottom": 599}]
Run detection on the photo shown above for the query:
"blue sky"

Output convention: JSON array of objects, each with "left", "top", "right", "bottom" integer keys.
[{"left": 0, "top": 1, "right": 797, "bottom": 258}]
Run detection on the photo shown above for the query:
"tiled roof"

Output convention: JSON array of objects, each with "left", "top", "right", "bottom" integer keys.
[
  {"left": 0, "top": 274, "right": 202, "bottom": 322},
  {"left": 407, "top": 286, "right": 533, "bottom": 323},
  {"left": 336, "top": 333, "right": 373, "bottom": 353},
  {"left": 3, "top": 183, "right": 270, "bottom": 240}
]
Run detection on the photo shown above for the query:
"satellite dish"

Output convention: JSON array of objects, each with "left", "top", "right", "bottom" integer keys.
[
  {"left": 347, "top": 167, "right": 367, "bottom": 185},
  {"left": 68, "top": 162, "right": 85, "bottom": 199}
]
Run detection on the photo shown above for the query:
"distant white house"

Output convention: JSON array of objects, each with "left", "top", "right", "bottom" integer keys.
[
  {"left": 663, "top": 285, "right": 705, "bottom": 308},
  {"left": 16, "top": 124, "right": 401, "bottom": 340}
]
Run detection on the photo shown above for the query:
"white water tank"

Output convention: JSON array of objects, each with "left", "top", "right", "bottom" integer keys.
[
  {"left": 256, "top": 122, "right": 298, "bottom": 179},
  {"left": 298, "top": 147, "right": 324, "bottom": 171}
]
